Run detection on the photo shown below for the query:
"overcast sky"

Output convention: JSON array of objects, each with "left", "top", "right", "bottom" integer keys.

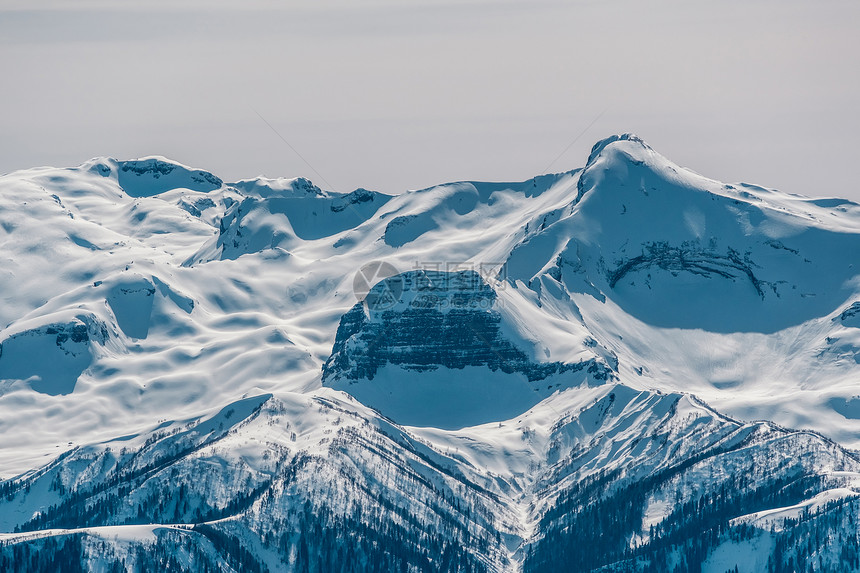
[{"left": 2, "top": 0, "right": 858, "bottom": 199}]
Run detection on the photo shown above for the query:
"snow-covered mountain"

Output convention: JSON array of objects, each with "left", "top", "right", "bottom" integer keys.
[{"left": 1, "top": 137, "right": 860, "bottom": 571}]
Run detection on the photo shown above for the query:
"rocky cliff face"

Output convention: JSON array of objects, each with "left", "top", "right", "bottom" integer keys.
[{"left": 322, "top": 270, "right": 612, "bottom": 385}]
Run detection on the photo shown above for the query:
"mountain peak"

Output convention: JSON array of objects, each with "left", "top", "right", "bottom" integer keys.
[
  {"left": 584, "top": 133, "right": 649, "bottom": 168},
  {"left": 576, "top": 133, "right": 657, "bottom": 201}
]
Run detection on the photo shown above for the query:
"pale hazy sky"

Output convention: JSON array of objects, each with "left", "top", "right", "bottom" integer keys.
[{"left": 2, "top": 1, "right": 859, "bottom": 199}]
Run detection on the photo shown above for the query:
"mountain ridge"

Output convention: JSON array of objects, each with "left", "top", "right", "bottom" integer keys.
[{"left": 2, "top": 135, "right": 860, "bottom": 570}]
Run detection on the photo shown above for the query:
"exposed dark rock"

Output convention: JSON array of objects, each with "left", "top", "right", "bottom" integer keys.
[
  {"left": 178, "top": 196, "right": 216, "bottom": 218},
  {"left": 330, "top": 188, "right": 379, "bottom": 212},
  {"left": 837, "top": 301, "right": 860, "bottom": 328},
  {"left": 608, "top": 241, "right": 765, "bottom": 297},
  {"left": 120, "top": 159, "right": 176, "bottom": 177},
  {"left": 840, "top": 302, "right": 860, "bottom": 322},
  {"left": 322, "top": 270, "right": 612, "bottom": 384}
]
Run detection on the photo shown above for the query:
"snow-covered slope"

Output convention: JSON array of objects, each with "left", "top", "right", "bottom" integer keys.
[
  {"left": 2, "top": 385, "right": 859, "bottom": 572},
  {"left": 2, "top": 136, "right": 860, "bottom": 571}
]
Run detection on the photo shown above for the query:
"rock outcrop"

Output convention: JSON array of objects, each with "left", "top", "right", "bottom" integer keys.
[{"left": 322, "top": 269, "right": 612, "bottom": 384}]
